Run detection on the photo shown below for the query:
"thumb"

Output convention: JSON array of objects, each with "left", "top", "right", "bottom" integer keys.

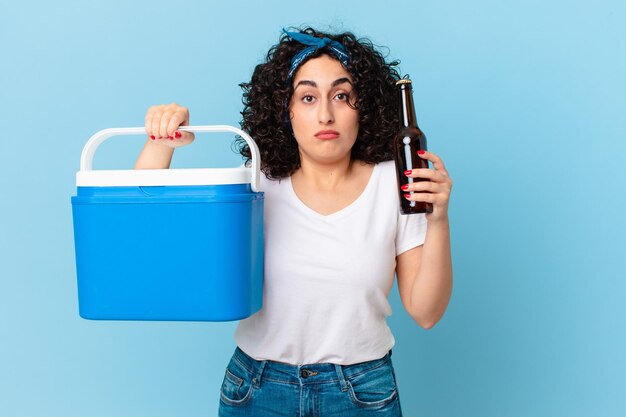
[
  {"left": 173, "top": 121, "right": 195, "bottom": 141},
  {"left": 172, "top": 129, "right": 195, "bottom": 141}
]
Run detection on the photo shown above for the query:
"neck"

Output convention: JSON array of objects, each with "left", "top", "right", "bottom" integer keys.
[{"left": 294, "top": 155, "right": 354, "bottom": 190}]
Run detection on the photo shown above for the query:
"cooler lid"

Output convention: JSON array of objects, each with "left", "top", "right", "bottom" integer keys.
[{"left": 76, "top": 167, "right": 252, "bottom": 187}]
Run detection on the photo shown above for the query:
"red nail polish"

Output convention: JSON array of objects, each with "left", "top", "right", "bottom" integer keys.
[
  {"left": 404, "top": 170, "right": 412, "bottom": 176},
  {"left": 168, "top": 135, "right": 173, "bottom": 139},
  {"left": 404, "top": 193, "right": 411, "bottom": 199},
  {"left": 401, "top": 184, "right": 409, "bottom": 191},
  {"left": 418, "top": 150, "right": 426, "bottom": 155},
  {"left": 150, "top": 135, "right": 155, "bottom": 140},
  {"left": 174, "top": 131, "right": 182, "bottom": 138}
]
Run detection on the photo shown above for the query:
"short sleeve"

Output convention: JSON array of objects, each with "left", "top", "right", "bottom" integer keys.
[{"left": 395, "top": 212, "right": 428, "bottom": 256}]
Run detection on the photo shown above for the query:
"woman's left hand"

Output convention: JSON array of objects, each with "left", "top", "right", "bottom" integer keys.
[{"left": 403, "top": 150, "right": 453, "bottom": 223}]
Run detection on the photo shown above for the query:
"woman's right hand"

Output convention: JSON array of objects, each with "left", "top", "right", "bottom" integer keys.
[{"left": 145, "top": 102, "right": 195, "bottom": 148}]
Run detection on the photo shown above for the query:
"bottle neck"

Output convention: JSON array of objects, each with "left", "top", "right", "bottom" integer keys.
[{"left": 399, "top": 85, "right": 418, "bottom": 128}]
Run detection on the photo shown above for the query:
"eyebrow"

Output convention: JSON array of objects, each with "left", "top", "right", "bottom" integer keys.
[{"left": 294, "top": 77, "right": 353, "bottom": 90}]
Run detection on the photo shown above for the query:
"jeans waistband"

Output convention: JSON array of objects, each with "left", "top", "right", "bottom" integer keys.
[{"left": 232, "top": 347, "right": 393, "bottom": 386}]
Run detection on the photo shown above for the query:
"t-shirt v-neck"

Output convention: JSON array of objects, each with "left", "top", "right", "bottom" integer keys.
[{"left": 285, "top": 164, "right": 380, "bottom": 222}]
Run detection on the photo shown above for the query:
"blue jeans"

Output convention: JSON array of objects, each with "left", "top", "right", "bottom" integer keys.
[{"left": 218, "top": 347, "right": 403, "bottom": 416}]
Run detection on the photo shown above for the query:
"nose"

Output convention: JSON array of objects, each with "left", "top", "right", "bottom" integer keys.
[{"left": 318, "top": 98, "right": 334, "bottom": 124}]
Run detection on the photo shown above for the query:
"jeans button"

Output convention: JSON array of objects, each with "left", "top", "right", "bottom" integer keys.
[{"left": 300, "top": 369, "right": 309, "bottom": 378}]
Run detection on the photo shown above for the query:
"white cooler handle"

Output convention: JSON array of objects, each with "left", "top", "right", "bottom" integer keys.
[{"left": 79, "top": 125, "right": 262, "bottom": 193}]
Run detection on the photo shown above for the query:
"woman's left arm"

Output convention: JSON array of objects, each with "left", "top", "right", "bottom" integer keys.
[{"left": 396, "top": 150, "right": 453, "bottom": 329}]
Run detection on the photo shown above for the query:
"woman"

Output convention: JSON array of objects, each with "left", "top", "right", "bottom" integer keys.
[{"left": 135, "top": 27, "right": 453, "bottom": 417}]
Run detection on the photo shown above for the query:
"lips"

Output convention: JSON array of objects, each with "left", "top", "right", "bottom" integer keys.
[{"left": 315, "top": 130, "right": 340, "bottom": 140}]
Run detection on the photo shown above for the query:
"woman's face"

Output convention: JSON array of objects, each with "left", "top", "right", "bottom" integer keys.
[{"left": 289, "top": 54, "right": 359, "bottom": 166}]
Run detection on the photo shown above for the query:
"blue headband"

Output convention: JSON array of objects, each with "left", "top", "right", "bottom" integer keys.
[{"left": 282, "top": 29, "right": 350, "bottom": 80}]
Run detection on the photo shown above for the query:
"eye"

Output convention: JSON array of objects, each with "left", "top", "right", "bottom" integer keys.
[
  {"left": 302, "top": 95, "right": 316, "bottom": 103},
  {"left": 335, "top": 92, "right": 349, "bottom": 101}
]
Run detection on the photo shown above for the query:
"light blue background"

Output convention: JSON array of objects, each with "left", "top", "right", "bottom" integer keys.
[{"left": 1, "top": 0, "right": 625, "bottom": 416}]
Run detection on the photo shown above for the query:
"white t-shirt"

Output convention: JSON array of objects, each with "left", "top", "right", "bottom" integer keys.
[{"left": 234, "top": 160, "right": 428, "bottom": 365}]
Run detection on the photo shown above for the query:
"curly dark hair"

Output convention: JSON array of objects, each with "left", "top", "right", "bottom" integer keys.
[{"left": 236, "top": 27, "right": 402, "bottom": 179}]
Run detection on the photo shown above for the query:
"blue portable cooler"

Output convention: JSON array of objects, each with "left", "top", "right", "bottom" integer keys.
[{"left": 71, "top": 125, "right": 264, "bottom": 321}]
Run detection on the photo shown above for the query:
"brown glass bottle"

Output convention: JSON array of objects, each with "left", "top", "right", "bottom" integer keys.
[{"left": 393, "top": 79, "right": 433, "bottom": 214}]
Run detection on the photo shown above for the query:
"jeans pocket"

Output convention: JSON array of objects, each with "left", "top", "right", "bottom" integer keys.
[
  {"left": 219, "top": 359, "right": 255, "bottom": 407},
  {"left": 346, "top": 360, "right": 398, "bottom": 409}
]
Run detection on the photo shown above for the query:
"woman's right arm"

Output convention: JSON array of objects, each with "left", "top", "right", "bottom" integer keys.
[{"left": 134, "top": 103, "right": 195, "bottom": 169}]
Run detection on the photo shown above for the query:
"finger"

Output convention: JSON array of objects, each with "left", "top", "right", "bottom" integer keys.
[
  {"left": 145, "top": 106, "right": 157, "bottom": 139},
  {"left": 418, "top": 150, "right": 448, "bottom": 175},
  {"left": 159, "top": 110, "right": 175, "bottom": 140},
  {"left": 168, "top": 108, "right": 194, "bottom": 141},
  {"left": 405, "top": 168, "right": 446, "bottom": 182},
  {"left": 402, "top": 180, "right": 437, "bottom": 193},
  {"left": 151, "top": 106, "right": 165, "bottom": 139},
  {"left": 404, "top": 192, "right": 436, "bottom": 203},
  {"left": 405, "top": 181, "right": 450, "bottom": 196}
]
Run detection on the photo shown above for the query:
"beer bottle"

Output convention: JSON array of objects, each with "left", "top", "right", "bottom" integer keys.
[{"left": 393, "top": 78, "right": 433, "bottom": 214}]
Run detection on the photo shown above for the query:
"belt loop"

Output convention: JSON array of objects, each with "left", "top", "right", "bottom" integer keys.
[
  {"left": 253, "top": 360, "right": 267, "bottom": 388},
  {"left": 334, "top": 364, "right": 348, "bottom": 391}
]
